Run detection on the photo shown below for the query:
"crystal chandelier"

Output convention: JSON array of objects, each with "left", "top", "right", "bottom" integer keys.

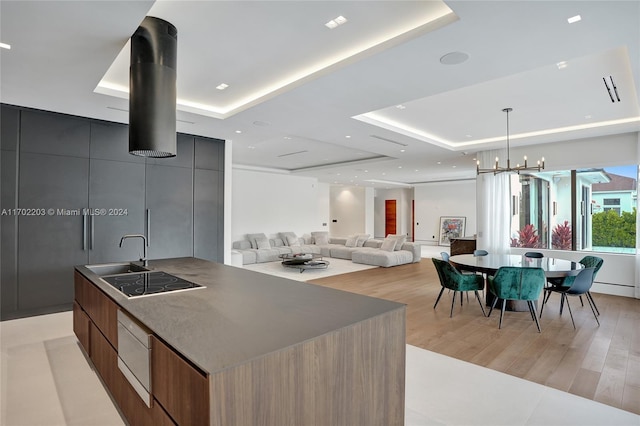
[{"left": 476, "top": 108, "right": 545, "bottom": 175}]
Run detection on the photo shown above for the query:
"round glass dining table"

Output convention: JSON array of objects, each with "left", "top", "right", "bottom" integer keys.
[
  {"left": 448, "top": 254, "right": 584, "bottom": 278},
  {"left": 448, "top": 254, "right": 584, "bottom": 311}
]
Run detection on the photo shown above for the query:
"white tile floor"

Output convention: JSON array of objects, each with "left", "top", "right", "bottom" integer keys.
[{"left": 2, "top": 310, "right": 638, "bottom": 425}]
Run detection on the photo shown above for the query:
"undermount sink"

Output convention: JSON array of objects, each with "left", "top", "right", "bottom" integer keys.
[{"left": 86, "top": 262, "right": 150, "bottom": 277}]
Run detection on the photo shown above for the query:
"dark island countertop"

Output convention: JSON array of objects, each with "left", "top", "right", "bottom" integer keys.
[{"left": 75, "top": 257, "right": 405, "bottom": 375}]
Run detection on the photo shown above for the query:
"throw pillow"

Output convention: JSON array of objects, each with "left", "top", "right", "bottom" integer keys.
[
  {"left": 380, "top": 238, "right": 397, "bottom": 252},
  {"left": 388, "top": 234, "right": 407, "bottom": 251},
  {"left": 345, "top": 235, "right": 358, "bottom": 247},
  {"left": 247, "top": 233, "right": 267, "bottom": 249},
  {"left": 255, "top": 236, "right": 271, "bottom": 250},
  {"left": 356, "top": 233, "right": 370, "bottom": 247},
  {"left": 279, "top": 232, "right": 297, "bottom": 246},
  {"left": 287, "top": 235, "right": 301, "bottom": 247},
  {"left": 314, "top": 234, "right": 329, "bottom": 245},
  {"left": 311, "top": 231, "right": 329, "bottom": 244}
]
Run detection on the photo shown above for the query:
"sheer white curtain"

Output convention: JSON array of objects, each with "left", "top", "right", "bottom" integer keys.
[
  {"left": 635, "top": 132, "right": 640, "bottom": 299},
  {"left": 476, "top": 149, "right": 511, "bottom": 254}
]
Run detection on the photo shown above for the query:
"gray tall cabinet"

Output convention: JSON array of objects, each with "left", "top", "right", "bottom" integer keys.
[{"left": 0, "top": 105, "right": 225, "bottom": 320}]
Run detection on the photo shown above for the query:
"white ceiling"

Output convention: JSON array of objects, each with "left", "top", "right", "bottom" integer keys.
[{"left": 1, "top": 1, "right": 639, "bottom": 188}]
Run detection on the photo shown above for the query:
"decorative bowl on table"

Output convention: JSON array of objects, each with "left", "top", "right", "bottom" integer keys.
[{"left": 293, "top": 253, "right": 312, "bottom": 259}]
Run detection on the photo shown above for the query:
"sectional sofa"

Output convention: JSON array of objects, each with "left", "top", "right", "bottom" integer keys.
[{"left": 231, "top": 231, "right": 421, "bottom": 268}]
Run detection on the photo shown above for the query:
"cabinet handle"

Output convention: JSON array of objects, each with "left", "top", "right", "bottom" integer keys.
[
  {"left": 90, "top": 215, "right": 94, "bottom": 250},
  {"left": 146, "top": 209, "right": 150, "bottom": 246},
  {"left": 82, "top": 214, "right": 87, "bottom": 250}
]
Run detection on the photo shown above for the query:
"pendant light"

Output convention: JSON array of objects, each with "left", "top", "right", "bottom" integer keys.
[{"left": 476, "top": 108, "right": 545, "bottom": 175}]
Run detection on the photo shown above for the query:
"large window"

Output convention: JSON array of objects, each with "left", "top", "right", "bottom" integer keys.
[{"left": 510, "top": 165, "right": 637, "bottom": 253}]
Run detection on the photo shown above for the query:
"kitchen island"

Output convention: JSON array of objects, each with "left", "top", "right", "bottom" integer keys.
[{"left": 74, "top": 257, "right": 406, "bottom": 426}]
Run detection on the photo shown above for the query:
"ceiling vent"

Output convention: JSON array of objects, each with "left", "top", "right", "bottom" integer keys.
[
  {"left": 370, "top": 135, "right": 408, "bottom": 147},
  {"left": 603, "top": 75, "right": 620, "bottom": 103},
  {"left": 129, "top": 16, "right": 177, "bottom": 158}
]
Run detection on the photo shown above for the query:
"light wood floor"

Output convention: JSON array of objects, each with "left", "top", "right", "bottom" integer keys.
[{"left": 307, "top": 258, "right": 640, "bottom": 415}]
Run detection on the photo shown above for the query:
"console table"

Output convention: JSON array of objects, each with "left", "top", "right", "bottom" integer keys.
[{"left": 450, "top": 236, "right": 476, "bottom": 256}]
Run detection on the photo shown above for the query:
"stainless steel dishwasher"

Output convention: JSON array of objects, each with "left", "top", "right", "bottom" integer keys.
[{"left": 117, "top": 309, "right": 152, "bottom": 407}]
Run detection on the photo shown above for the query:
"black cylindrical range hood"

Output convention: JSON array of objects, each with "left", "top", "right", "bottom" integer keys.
[{"left": 129, "top": 16, "right": 177, "bottom": 158}]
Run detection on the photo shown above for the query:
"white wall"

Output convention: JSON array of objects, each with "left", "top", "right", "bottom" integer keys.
[
  {"left": 373, "top": 188, "right": 413, "bottom": 239},
  {"left": 414, "top": 180, "right": 477, "bottom": 245},
  {"left": 364, "top": 187, "right": 375, "bottom": 237},
  {"left": 231, "top": 168, "right": 329, "bottom": 242},
  {"left": 329, "top": 185, "right": 369, "bottom": 237}
]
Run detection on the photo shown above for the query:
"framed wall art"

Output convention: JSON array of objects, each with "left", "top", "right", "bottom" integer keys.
[{"left": 438, "top": 216, "right": 466, "bottom": 246}]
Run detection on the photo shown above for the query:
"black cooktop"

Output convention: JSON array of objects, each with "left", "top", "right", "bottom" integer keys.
[{"left": 102, "top": 271, "right": 204, "bottom": 298}]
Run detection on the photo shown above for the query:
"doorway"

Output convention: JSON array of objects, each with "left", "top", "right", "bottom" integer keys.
[{"left": 385, "top": 200, "right": 396, "bottom": 237}]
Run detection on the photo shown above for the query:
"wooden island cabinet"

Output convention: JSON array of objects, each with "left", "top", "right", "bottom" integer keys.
[
  {"left": 74, "top": 257, "right": 406, "bottom": 426},
  {"left": 74, "top": 271, "right": 175, "bottom": 425}
]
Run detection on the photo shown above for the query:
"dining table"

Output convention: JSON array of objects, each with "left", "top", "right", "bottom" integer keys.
[{"left": 448, "top": 253, "right": 584, "bottom": 311}]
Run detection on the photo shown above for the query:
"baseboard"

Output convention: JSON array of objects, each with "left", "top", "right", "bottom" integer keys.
[{"left": 591, "top": 282, "right": 636, "bottom": 298}]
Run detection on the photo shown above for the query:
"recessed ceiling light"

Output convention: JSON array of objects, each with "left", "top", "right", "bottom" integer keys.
[
  {"left": 437, "top": 161, "right": 442, "bottom": 165},
  {"left": 325, "top": 20, "right": 338, "bottom": 29},
  {"left": 283, "top": 136, "right": 291, "bottom": 139},
  {"left": 400, "top": 149, "right": 406, "bottom": 153},
  {"left": 567, "top": 15, "right": 581, "bottom": 24},
  {"left": 452, "top": 165, "right": 457, "bottom": 168},
  {"left": 345, "top": 135, "right": 351, "bottom": 138},
  {"left": 585, "top": 115, "right": 592, "bottom": 119},
  {"left": 556, "top": 61, "right": 568, "bottom": 69},
  {"left": 325, "top": 15, "right": 348, "bottom": 29},
  {"left": 235, "top": 130, "right": 242, "bottom": 134},
  {"left": 439, "top": 51, "right": 469, "bottom": 65},
  {"left": 247, "top": 146, "right": 255, "bottom": 149},
  {"left": 0, "top": 42, "right": 11, "bottom": 50},
  {"left": 216, "top": 83, "right": 228, "bottom": 90},
  {"left": 398, "top": 166, "right": 403, "bottom": 169},
  {"left": 396, "top": 104, "right": 406, "bottom": 110}
]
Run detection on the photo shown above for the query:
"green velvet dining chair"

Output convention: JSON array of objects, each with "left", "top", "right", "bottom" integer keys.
[
  {"left": 432, "top": 258, "right": 486, "bottom": 318},
  {"left": 487, "top": 267, "right": 546, "bottom": 332}
]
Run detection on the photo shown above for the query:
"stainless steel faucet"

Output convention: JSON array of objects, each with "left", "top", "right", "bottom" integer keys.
[{"left": 119, "top": 234, "right": 148, "bottom": 266}]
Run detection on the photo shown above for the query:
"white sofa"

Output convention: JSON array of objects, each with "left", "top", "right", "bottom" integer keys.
[{"left": 231, "top": 232, "right": 421, "bottom": 268}]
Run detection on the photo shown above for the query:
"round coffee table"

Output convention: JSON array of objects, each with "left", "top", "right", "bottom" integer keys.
[{"left": 279, "top": 253, "right": 330, "bottom": 273}]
